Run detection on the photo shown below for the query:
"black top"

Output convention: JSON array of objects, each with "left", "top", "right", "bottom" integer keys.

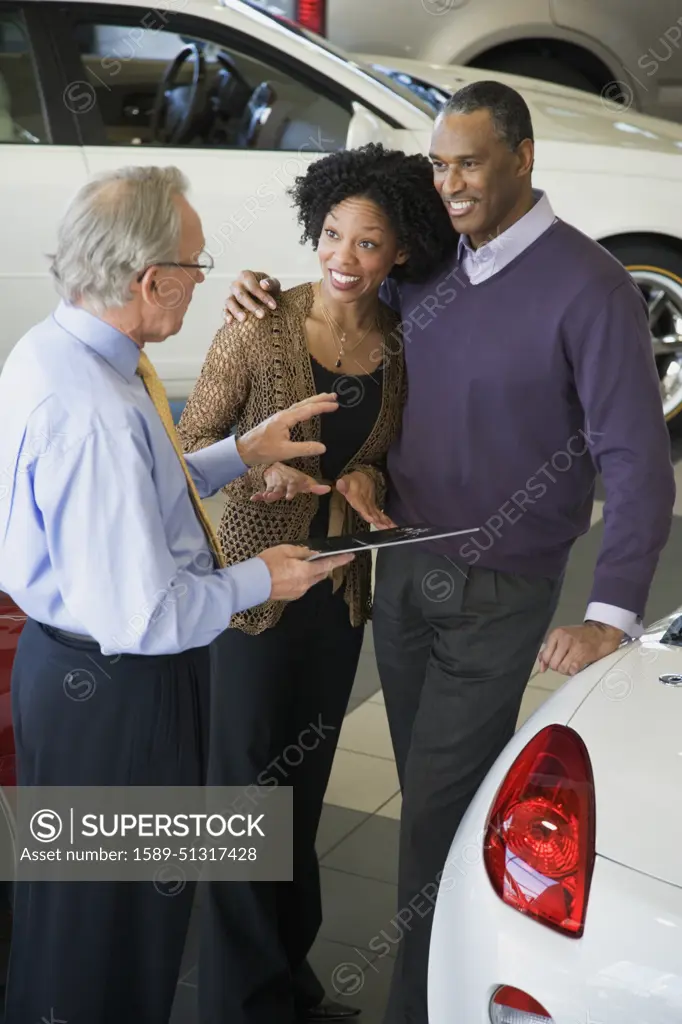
[{"left": 308, "top": 356, "right": 384, "bottom": 538}]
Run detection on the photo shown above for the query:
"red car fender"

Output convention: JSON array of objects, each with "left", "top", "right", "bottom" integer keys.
[{"left": 0, "top": 592, "right": 25, "bottom": 789}]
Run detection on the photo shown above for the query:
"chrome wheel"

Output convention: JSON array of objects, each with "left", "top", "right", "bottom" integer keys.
[{"left": 628, "top": 266, "right": 682, "bottom": 419}]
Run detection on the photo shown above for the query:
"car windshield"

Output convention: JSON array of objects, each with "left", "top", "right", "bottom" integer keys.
[
  {"left": 236, "top": 0, "right": 437, "bottom": 118},
  {"left": 363, "top": 64, "right": 451, "bottom": 115}
]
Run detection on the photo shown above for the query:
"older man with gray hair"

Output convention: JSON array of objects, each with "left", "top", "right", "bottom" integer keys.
[{"left": 0, "top": 165, "right": 353, "bottom": 1024}]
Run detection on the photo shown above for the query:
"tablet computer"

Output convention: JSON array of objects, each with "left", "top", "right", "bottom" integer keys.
[{"left": 305, "top": 525, "right": 480, "bottom": 560}]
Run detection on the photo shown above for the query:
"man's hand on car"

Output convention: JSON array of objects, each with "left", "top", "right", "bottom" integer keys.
[{"left": 538, "top": 620, "right": 624, "bottom": 676}]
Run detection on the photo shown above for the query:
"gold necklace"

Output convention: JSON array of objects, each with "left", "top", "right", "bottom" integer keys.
[{"left": 318, "top": 289, "right": 378, "bottom": 368}]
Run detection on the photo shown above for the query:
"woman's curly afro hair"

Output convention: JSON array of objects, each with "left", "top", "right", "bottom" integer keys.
[{"left": 287, "top": 142, "right": 456, "bottom": 283}]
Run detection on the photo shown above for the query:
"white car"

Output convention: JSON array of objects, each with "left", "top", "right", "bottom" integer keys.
[
  {"left": 1, "top": 0, "right": 682, "bottom": 421},
  {"left": 263, "top": 0, "right": 682, "bottom": 123},
  {"left": 428, "top": 607, "right": 682, "bottom": 1024}
]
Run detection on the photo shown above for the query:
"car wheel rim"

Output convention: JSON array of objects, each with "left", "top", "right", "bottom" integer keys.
[{"left": 627, "top": 265, "right": 682, "bottom": 419}]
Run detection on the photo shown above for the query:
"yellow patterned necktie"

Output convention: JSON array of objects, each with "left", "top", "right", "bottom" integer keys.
[{"left": 136, "top": 350, "right": 225, "bottom": 568}]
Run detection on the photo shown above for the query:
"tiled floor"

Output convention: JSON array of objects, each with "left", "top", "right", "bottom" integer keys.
[{"left": 172, "top": 452, "right": 682, "bottom": 1023}]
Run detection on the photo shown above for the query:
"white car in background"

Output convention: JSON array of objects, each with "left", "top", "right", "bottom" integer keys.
[
  {"left": 265, "top": 0, "right": 682, "bottom": 123},
  {"left": 428, "top": 607, "right": 682, "bottom": 1024},
  {"left": 1, "top": 0, "right": 682, "bottom": 420}
]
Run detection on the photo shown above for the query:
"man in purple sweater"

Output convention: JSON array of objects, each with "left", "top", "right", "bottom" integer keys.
[{"left": 225, "top": 81, "right": 675, "bottom": 1024}]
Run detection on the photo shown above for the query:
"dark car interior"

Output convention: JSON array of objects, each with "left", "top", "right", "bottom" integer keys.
[
  {"left": 0, "top": 15, "right": 48, "bottom": 142},
  {"left": 73, "top": 22, "right": 350, "bottom": 150}
]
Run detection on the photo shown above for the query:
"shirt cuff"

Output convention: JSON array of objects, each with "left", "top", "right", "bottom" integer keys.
[
  {"left": 585, "top": 602, "right": 643, "bottom": 639},
  {"left": 185, "top": 436, "right": 248, "bottom": 498},
  {"left": 221, "top": 556, "right": 272, "bottom": 615}
]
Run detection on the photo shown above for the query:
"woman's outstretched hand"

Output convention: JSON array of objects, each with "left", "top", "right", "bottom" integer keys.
[
  {"left": 251, "top": 463, "right": 331, "bottom": 503},
  {"left": 336, "top": 471, "right": 396, "bottom": 530}
]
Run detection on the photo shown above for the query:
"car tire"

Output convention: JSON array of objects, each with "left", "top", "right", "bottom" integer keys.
[
  {"left": 602, "top": 240, "right": 682, "bottom": 426},
  {"left": 472, "top": 50, "right": 596, "bottom": 94}
]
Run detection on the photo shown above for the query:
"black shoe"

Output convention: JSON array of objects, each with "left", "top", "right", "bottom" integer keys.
[{"left": 298, "top": 997, "right": 361, "bottom": 1021}]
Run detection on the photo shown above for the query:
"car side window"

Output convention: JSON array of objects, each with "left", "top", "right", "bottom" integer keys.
[
  {"left": 0, "top": 9, "right": 49, "bottom": 143},
  {"left": 71, "top": 16, "right": 351, "bottom": 151}
]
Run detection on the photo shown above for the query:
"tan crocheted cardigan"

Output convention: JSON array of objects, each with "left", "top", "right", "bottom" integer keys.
[{"left": 177, "top": 282, "right": 405, "bottom": 635}]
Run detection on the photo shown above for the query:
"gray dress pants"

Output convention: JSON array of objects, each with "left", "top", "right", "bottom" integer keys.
[{"left": 372, "top": 546, "right": 563, "bottom": 1024}]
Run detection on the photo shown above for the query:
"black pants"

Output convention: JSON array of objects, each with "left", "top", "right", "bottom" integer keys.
[
  {"left": 4, "top": 620, "right": 209, "bottom": 1024},
  {"left": 372, "top": 547, "right": 563, "bottom": 1024},
  {"left": 199, "top": 580, "right": 364, "bottom": 1024}
]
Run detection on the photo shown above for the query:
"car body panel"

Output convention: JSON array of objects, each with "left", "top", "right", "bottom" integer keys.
[
  {"left": 429, "top": 849, "right": 682, "bottom": 1024},
  {"left": 551, "top": 0, "right": 682, "bottom": 122},
  {"left": 0, "top": 146, "right": 90, "bottom": 387},
  {"left": 268, "top": 0, "right": 682, "bottom": 123},
  {"left": 274, "top": 0, "right": 619, "bottom": 83},
  {"left": 0, "top": 593, "right": 24, "bottom": 788},
  {"left": 568, "top": 625, "right": 682, "bottom": 890},
  {"left": 428, "top": 620, "right": 682, "bottom": 1022},
  {"left": 357, "top": 53, "right": 682, "bottom": 151}
]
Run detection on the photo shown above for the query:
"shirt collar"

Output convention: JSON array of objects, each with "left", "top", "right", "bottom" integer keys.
[
  {"left": 457, "top": 189, "right": 556, "bottom": 266},
  {"left": 53, "top": 301, "right": 142, "bottom": 383}
]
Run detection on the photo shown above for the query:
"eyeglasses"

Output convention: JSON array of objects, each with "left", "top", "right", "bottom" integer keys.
[{"left": 136, "top": 249, "right": 214, "bottom": 282}]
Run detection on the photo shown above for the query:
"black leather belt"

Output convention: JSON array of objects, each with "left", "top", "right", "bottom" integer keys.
[{"left": 40, "top": 623, "right": 99, "bottom": 647}]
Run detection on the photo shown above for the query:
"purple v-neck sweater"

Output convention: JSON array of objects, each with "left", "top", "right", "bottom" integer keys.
[{"left": 380, "top": 219, "right": 675, "bottom": 618}]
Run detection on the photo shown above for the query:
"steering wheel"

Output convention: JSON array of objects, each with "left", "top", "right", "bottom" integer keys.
[
  {"left": 211, "top": 52, "right": 254, "bottom": 130},
  {"left": 150, "top": 44, "right": 206, "bottom": 145},
  {"left": 238, "top": 81, "right": 277, "bottom": 148},
  {"left": 215, "top": 51, "right": 252, "bottom": 92}
]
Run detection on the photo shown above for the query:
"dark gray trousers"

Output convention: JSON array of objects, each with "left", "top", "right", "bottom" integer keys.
[
  {"left": 199, "top": 581, "right": 364, "bottom": 1024},
  {"left": 5, "top": 619, "right": 209, "bottom": 1024},
  {"left": 372, "top": 547, "right": 563, "bottom": 1024}
]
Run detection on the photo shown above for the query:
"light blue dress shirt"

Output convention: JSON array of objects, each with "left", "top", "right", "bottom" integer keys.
[
  {"left": 0, "top": 302, "right": 272, "bottom": 656},
  {"left": 456, "top": 189, "right": 639, "bottom": 640}
]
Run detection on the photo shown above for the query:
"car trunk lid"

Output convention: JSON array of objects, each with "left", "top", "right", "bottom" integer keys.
[{"left": 568, "top": 609, "right": 682, "bottom": 889}]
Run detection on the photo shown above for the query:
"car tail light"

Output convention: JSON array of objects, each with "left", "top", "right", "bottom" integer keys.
[
  {"left": 296, "top": 0, "right": 326, "bottom": 34},
  {"left": 490, "top": 986, "right": 553, "bottom": 1023},
  {"left": 484, "top": 725, "right": 595, "bottom": 937}
]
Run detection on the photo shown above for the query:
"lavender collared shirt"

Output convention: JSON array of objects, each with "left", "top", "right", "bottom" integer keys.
[{"left": 455, "top": 190, "right": 638, "bottom": 638}]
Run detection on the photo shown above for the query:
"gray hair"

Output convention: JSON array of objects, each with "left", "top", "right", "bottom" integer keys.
[{"left": 49, "top": 165, "right": 190, "bottom": 313}]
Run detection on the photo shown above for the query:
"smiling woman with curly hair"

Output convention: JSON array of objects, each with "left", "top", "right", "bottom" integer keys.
[
  {"left": 177, "top": 142, "right": 455, "bottom": 1024},
  {"left": 289, "top": 142, "right": 457, "bottom": 281}
]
